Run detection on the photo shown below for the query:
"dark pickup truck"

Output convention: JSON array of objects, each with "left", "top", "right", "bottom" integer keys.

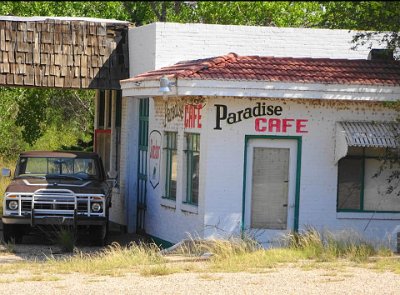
[{"left": 1, "top": 151, "right": 112, "bottom": 246}]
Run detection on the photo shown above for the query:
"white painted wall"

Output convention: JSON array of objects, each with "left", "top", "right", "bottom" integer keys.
[
  {"left": 145, "top": 97, "right": 205, "bottom": 243},
  {"left": 129, "top": 22, "right": 386, "bottom": 76},
  {"left": 141, "top": 95, "right": 399, "bottom": 250},
  {"left": 200, "top": 97, "right": 399, "bottom": 250},
  {"left": 128, "top": 24, "right": 157, "bottom": 77},
  {"left": 120, "top": 22, "right": 397, "bottom": 244}
]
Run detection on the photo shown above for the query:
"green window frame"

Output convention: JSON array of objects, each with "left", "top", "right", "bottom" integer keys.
[
  {"left": 164, "top": 132, "right": 178, "bottom": 200},
  {"left": 184, "top": 133, "right": 200, "bottom": 206},
  {"left": 337, "top": 147, "right": 400, "bottom": 213}
]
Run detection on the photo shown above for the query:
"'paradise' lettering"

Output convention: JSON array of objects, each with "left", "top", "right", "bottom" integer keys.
[{"left": 214, "top": 103, "right": 282, "bottom": 130}]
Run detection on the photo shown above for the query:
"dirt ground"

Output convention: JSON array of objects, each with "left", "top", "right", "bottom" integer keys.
[{"left": 0, "top": 227, "right": 399, "bottom": 294}]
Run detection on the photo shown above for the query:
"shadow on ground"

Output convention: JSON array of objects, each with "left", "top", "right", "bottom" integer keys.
[{"left": 0, "top": 221, "right": 150, "bottom": 262}]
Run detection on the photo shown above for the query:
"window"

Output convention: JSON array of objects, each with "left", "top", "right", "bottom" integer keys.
[
  {"left": 337, "top": 147, "right": 400, "bottom": 212},
  {"left": 18, "top": 157, "right": 100, "bottom": 180},
  {"left": 164, "top": 132, "right": 178, "bottom": 200},
  {"left": 185, "top": 133, "right": 200, "bottom": 205}
]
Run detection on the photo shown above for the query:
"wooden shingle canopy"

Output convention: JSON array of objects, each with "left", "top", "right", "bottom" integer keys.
[{"left": 0, "top": 16, "right": 130, "bottom": 89}]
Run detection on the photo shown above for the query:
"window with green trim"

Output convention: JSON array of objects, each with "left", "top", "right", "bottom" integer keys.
[
  {"left": 185, "top": 133, "right": 200, "bottom": 205},
  {"left": 164, "top": 132, "right": 178, "bottom": 200},
  {"left": 337, "top": 147, "right": 400, "bottom": 212}
]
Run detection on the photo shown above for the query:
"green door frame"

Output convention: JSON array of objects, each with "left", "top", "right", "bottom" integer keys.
[
  {"left": 137, "top": 98, "right": 149, "bottom": 233},
  {"left": 241, "top": 135, "right": 302, "bottom": 233}
]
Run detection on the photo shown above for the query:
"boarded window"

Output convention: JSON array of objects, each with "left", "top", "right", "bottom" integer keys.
[{"left": 251, "top": 148, "right": 289, "bottom": 229}]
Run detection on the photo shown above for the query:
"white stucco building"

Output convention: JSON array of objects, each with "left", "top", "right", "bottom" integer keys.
[{"left": 109, "top": 23, "right": 400, "bottom": 250}]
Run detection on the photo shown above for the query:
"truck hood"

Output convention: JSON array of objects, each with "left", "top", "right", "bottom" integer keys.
[{"left": 5, "top": 178, "right": 108, "bottom": 195}]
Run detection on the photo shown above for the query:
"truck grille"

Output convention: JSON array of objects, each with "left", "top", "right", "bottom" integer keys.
[
  {"left": 5, "top": 189, "right": 105, "bottom": 219},
  {"left": 29, "top": 189, "right": 94, "bottom": 216},
  {"left": 22, "top": 201, "right": 88, "bottom": 212}
]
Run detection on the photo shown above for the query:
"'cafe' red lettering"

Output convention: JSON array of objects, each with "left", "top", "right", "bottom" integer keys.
[
  {"left": 184, "top": 104, "right": 202, "bottom": 129},
  {"left": 255, "top": 118, "right": 308, "bottom": 133}
]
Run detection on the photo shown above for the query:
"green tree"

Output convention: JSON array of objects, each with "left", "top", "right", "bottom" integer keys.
[
  {"left": 0, "top": 1, "right": 125, "bottom": 159},
  {"left": 321, "top": 1, "right": 400, "bottom": 52},
  {"left": 1, "top": 1, "right": 399, "bottom": 160},
  {"left": 0, "top": 1, "right": 129, "bottom": 20},
  {"left": 123, "top": 1, "right": 325, "bottom": 27}
]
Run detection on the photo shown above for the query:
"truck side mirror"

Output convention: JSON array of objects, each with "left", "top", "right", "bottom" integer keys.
[{"left": 2, "top": 168, "right": 11, "bottom": 177}]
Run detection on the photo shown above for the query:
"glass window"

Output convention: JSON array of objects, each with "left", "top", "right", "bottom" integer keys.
[
  {"left": 164, "top": 132, "right": 177, "bottom": 200},
  {"left": 337, "top": 148, "right": 400, "bottom": 212},
  {"left": 337, "top": 158, "right": 362, "bottom": 210},
  {"left": 185, "top": 133, "right": 200, "bottom": 205},
  {"left": 17, "top": 157, "right": 99, "bottom": 179}
]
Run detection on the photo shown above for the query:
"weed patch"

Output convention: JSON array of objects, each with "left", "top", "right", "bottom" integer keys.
[
  {"left": 50, "top": 226, "right": 76, "bottom": 253},
  {"left": 140, "top": 264, "right": 178, "bottom": 276},
  {"left": 44, "top": 242, "right": 165, "bottom": 276},
  {"left": 372, "top": 257, "right": 400, "bottom": 274},
  {"left": 286, "top": 228, "right": 380, "bottom": 263}
]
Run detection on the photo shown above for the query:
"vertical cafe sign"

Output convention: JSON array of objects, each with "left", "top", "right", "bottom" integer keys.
[{"left": 149, "top": 130, "right": 162, "bottom": 189}]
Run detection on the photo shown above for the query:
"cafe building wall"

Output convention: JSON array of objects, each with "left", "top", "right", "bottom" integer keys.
[
  {"left": 143, "top": 95, "right": 399, "bottom": 249},
  {"left": 120, "top": 23, "right": 400, "bottom": 249}
]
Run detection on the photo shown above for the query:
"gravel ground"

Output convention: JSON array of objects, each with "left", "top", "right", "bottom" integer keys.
[
  {"left": 0, "top": 261, "right": 398, "bottom": 295},
  {"left": 0, "top": 230, "right": 399, "bottom": 294}
]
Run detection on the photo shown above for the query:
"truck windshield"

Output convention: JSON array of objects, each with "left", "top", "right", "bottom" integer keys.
[{"left": 16, "top": 157, "right": 100, "bottom": 180}]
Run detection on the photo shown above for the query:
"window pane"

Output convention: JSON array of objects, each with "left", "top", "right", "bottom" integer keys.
[
  {"left": 185, "top": 133, "right": 200, "bottom": 205},
  {"left": 74, "top": 159, "right": 98, "bottom": 178},
  {"left": 169, "top": 151, "right": 178, "bottom": 199},
  {"left": 24, "top": 158, "right": 48, "bottom": 174},
  {"left": 338, "top": 158, "right": 362, "bottom": 210},
  {"left": 191, "top": 152, "right": 200, "bottom": 204},
  {"left": 165, "top": 132, "right": 177, "bottom": 200},
  {"left": 364, "top": 159, "right": 400, "bottom": 211}
]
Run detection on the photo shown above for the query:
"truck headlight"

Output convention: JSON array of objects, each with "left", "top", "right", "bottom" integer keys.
[
  {"left": 8, "top": 200, "right": 19, "bottom": 210},
  {"left": 91, "top": 202, "right": 102, "bottom": 212}
]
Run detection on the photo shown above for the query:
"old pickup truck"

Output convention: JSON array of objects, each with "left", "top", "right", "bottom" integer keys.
[{"left": 1, "top": 151, "right": 112, "bottom": 246}]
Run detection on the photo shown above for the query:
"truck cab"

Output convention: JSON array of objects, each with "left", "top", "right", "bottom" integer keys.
[{"left": 2, "top": 151, "right": 112, "bottom": 246}]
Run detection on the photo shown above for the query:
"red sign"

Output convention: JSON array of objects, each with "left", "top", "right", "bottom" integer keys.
[
  {"left": 149, "top": 130, "right": 162, "bottom": 189},
  {"left": 255, "top": 118, "right": 308, "bottom": 133},
  {"left": 184, "top": 104, "right": 202, "bottom": 129}
]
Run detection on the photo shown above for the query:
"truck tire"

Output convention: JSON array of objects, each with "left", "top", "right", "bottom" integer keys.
[{"left": 3, "top": 224, "right": 23, "bottom": 244}]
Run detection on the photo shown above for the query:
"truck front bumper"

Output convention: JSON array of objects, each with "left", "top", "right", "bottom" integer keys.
[{"left": 2, "top": 215, "right": 107, "bottom": 226}]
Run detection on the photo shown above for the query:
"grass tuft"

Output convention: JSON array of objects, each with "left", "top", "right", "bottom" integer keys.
[
  {"left": 45, "top": 241, "right": 165, "bottom": 275},
  {"left": 51, "top": 227, "right": 76, "bottom": 253},
  {"left": 140, "top": 264, "right": 178, "bottom": 276},
  {"left": 285, "top": 227, "right": 379, "bottom": 262}
]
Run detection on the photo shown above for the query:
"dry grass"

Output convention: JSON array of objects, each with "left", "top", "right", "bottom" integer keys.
[
  {"left": 285, "top": 228, "right": 380, "bottom": 263},
  {"left": 371, "top": 257, "right": 400, "bottom": 274},
  {"left": 0, "top": 275, "right": 60, "bottom": 284},
  {"left": 43, "top": 242, "right": 165, "bottom": 276},
  {"left": 140, "top": 264, "right": 179, "bottom": 276},
  {"left": 0, "top": 228, "right": 397, "bottom": 278}
]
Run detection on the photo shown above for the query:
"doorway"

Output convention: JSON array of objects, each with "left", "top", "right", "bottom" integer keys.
[{"left": 243, "top": 137, "right": 301, "bottom": 246}]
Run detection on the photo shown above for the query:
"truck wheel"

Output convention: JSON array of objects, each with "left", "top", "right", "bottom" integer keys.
[
  {"left": 3, "top": 224, "right": 23, "bottom": 244},
  {"left": 90, "top": 224, "right": 107, "bottom": 247}
]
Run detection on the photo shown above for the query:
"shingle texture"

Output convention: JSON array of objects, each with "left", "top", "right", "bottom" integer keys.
[{"left": 123, "top": 52, "right": 400, "bottom": 86}]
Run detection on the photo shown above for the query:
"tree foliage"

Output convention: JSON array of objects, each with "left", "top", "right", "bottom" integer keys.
[
  {"left": 122, "top": 1, "right": 325, "bottom": 27},
  {"left": 0, "top": 1, "right": 130, "bottom": 20},
  {"left": 0, "top": 87, "right": 94, "bottom": 158},
  {"left": 0, "top": 1, "right": 399, "bottom": 160},
  {"left": 321, "top": 1, "right": 400, "bottom": 52}
]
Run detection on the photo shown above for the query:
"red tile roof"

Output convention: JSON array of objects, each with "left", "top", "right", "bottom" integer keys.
[{"left": 123, "top": 52, "right": 400, "bottom": 86}]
